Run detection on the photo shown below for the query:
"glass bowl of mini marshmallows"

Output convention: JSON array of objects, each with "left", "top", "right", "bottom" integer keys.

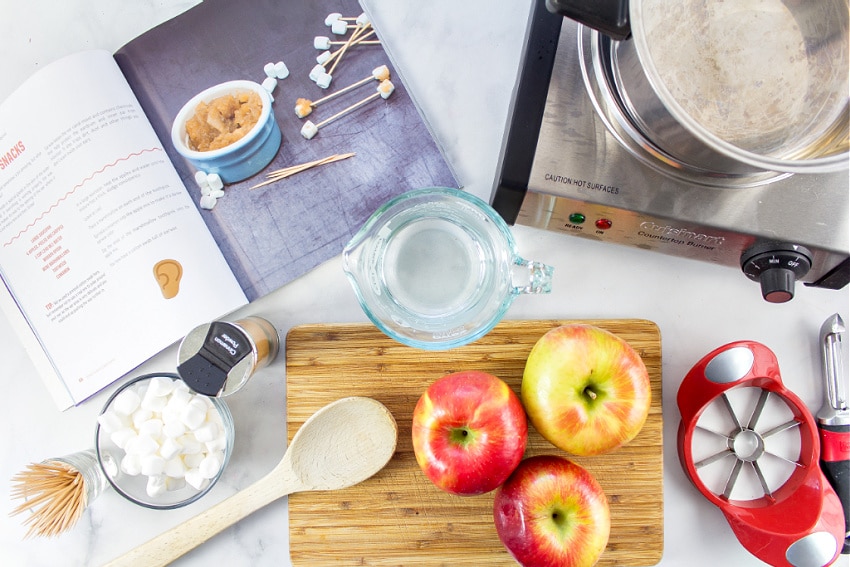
[{"left": 95, "top": 373, "right": 234, "bottom": 509}]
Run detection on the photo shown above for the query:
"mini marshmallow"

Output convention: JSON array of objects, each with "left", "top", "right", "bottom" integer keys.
[
  {"left": 112, "top": 388, "right": 141, "bottom": 416},
  {"left": 147, "top": 376, "right": 176, "bottom": 397},
  {"left": 316, "top": 72, "right": 333, "bottom": 89},
  {"left": 324, "top": 12, "right": 342, "bottom": 26},
  {"left": 294, "top": 98, "right": 313, "bottom": 118},
  {"left": 372, "top": 64, "right": 390, "bottom": 81},
  {"left": 263, "top": 62, "right": 276, "bottom": 78},
  {"left": 205, "top": 435, "right": 227, "bottom": 454},
  {"left": 309, "top": 64, "right": 326, "bottom": 82},
  {"left": 193, "top": 421, "right": 220, "bottom": 444},
  {"left": 138, "top": 418, "right": 163, "bottom": 439},
  {"left": 166, "top": 387, "right": 192, "bottom": 411},
  {"left": 159, "top": 437, "right": 183, "bottom": 460},
  {"left": 194, "top": 170, "right": 209, "bottom": 186},
  {"left": 180, "top": 401, "right": 207, "bottom": 430},
  {"left": 162, "top": 418, "right": 186, "bottom": 439},
  {"left": 133, "top": 433, "right": 160, "bottom": 456},
  {"left": 165, "top": 476, "right": 186, "bottom": 492},
  {"left": 164, "top": 456, "right": 187, "bottom": 478},
  {"left": 206, "top": 172, "right": 224, "bottom": 191},
  {"left": 356, "top": 12, "right": 369, "bottom": 26},
  {"left": 314, "top": 36, "right": 331, "bottom": 50},
  {"left": 199, "top": 194, "right": 217, "bottom": 210},
  {"left": 141, "top": 388, "right": 168, "bottom": 412},
  {"left": 185, "top": 469, "right": 210, "bottom": 491},
  {"left": 198, "top": 453, "right": 223, "bottom": 479},
  {"left": 210, "top": 189, "right": 225, "bottom": 199},
  {"left": 120, "top": 454, "right": 142, "bottom": 476},
  {"left": 146, "top": 475, "right": 167, "bottom": 498},
  {"left": 262, "top": 76, "right": 277, "bottom": 94},
  {"left": 316, "top": 50, "right": 332, "bottom": 65},
  {"left": 97, "top": 411, "right": 127, "bottom": 434},
  {"left": 378, "top": 79, "right": 395, "bottom": 99},
  {"left": 196, "top": 395, "right": 214, "bottom": 411},
  {"left": 132, "top": 409, "right": 153, "bottom": 429},
  {"left": 300, "top": 120, "right": 319, "bottom": 140},
  {"left": 179, "top": 434, "right": 203, "bottom": 456},
  {"left": 183, "top": 452, "right": 205, "bottom": 469},
  {"left": 110, "top": 428, "right": 136, "bottom": 450},
  {"left": 273, "top": 61, "right": 289, "bottom": 79},
  {"left": 331, "top": 19, "right": 349, "bottom": 35},
  {"left": 140, "top": 454, "right": 166, "bottom": 477}
]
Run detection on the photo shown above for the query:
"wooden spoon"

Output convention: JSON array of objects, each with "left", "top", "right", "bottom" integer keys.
[{"left": 105, "top": 396, "right": 398, "bottom": 567}]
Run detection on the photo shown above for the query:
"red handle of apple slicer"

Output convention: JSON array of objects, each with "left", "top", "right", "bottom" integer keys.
[{"left": 677, "top": 341, "right": 845, "bottom": 567}]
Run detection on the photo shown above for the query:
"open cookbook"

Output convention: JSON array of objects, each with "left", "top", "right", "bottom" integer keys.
[{"left": 0, "top": 0, "right": 457, "bottom": 410}]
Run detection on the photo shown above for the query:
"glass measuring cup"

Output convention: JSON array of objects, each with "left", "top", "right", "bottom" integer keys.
[{"left": 343, "top": 187, "right": 554, "bottom": 350}]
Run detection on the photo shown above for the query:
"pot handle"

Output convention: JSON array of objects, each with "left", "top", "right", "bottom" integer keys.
[{"left": 544, "top": 0, "right": 631, "bottom": 40}]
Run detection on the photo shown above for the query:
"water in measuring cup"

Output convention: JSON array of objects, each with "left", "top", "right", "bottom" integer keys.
[{"left": 382, "top": 217, "right": 488, "bottom": 317}]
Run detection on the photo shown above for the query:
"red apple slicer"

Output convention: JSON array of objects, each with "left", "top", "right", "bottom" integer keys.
[{"left": 677, "top": 340, "right": 845, "bottom": 567}]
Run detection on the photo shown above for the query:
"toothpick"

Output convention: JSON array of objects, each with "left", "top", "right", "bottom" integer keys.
[
  {"left": 10, "top": 460, "right": 88, "bottom": 538},
  {"left": 326, "top": 39, "right": 380, "bottom": 47},
  {"left": 315, "top": 92, "right": 379, "bottom": 129},
  {"left": 327, "top": 24, "right": 373, "bottom": 76},
  {"left": 321, "top": 30, "right": 378, "bottom": 68},
  {"left": 249, "top": 153, "right": 356, "bottom": 189},
  {"left": 311, "top": 67, "right": 389, "bottom": 109}
]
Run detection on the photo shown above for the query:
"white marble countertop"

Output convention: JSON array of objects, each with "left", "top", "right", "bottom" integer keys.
[{"left": 1, "top": 1, "right": 848, "bottom": 566}]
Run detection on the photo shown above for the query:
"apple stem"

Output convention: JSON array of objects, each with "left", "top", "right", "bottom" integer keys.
[{"left": 584, "top": 387, "right": 597, "bottom": 400}]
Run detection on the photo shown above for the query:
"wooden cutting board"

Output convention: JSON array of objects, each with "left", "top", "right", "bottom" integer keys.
[{"left": 286, "top": 319, "right": 663, "bottom": 566}]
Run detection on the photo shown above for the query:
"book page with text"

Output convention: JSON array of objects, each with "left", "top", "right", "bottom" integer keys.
[{"left": 0, "top": 50, "right": 247, "bottom": 409}]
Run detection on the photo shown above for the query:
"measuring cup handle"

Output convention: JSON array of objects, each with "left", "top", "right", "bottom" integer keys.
[
  {"left": 545, "top": 0, "right": 631, "bottom": 41},
  {"left": 512, "top": 258, "right": 554, "bottom": 295}
]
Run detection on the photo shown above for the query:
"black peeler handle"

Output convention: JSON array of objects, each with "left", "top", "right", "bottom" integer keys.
[{"left": 819, "top": 423, "right": 850, "bottom": 554}]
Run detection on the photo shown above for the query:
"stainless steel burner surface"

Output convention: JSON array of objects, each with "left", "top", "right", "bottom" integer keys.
[{"left": 491, "top": 2, "right": 849, "bottom": 296}]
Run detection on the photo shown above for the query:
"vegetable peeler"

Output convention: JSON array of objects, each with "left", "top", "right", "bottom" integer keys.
[
  {"left": 677, "top": 340, "right": 845, "bottom": 566},
  {"left": 817, "top": 313, "right": 849, "bottom": 555}
]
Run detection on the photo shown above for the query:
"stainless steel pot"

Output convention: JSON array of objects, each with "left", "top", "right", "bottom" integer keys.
[{"left": 548, "top": 0, "right": 850, "bottom": 174}]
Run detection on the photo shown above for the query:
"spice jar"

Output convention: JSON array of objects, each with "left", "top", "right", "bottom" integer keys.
[{"left": 176, "top": 316, "right": 280, "bottom": 397}]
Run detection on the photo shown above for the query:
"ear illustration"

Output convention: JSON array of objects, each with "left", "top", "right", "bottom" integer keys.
[{"left": 153, "top": 259, "right": 183, "bottom": 299}]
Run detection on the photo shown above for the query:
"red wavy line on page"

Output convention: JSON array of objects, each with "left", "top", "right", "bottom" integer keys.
[{"left": 3, "top": 147, "right": 163, "bottom": 247}]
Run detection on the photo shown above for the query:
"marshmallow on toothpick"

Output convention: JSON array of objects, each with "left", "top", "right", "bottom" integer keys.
[
  {"left": 314, "top": 35, "right": 380, "bottom": 51},
  {"left": 377, "top": 79, "right": 395, "bottom": 99},
  {"left": 316, "top": 73, "right": 333, "bottom": 89},
  {"left": 314, "top": 36, "right": 333, "bottom": 50},
  {"left": 300, "top": 120, "right": 319, "bottom": 140},
  {"left": 309, "top": 63, "right": 325, "bottom": 82},
  {"left": 299, "top": 80, "right": 395, "bottom": 140},
  {"left": 331, "top": 19, "right": 355, "bottom": 35},
  {"left": 324, "top": 12, "right": 342, "bottom": 26},
  {"left": 294, "top": 65, "right": 392, "bottom": 118}
]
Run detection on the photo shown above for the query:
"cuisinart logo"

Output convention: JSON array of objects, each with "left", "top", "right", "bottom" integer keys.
[{"left": 638, "top": 222, "right": 725, "bottom": 250}]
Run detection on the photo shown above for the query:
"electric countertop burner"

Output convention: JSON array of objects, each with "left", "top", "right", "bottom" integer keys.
[{"left": 491, "top": 0, "right": 849, "bottom": 302}]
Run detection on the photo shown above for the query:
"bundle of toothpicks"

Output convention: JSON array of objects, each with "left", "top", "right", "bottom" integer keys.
[{"left": 249, "top": 152, "right": 355, "bottom": 189}]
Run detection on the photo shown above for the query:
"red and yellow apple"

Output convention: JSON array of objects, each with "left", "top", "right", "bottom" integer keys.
[
  {"left": 494, "top": 455, "right": 610, "bottom": 567},
  {"left": 412, "top": 371, "right": 528, "bottom": 495},
  {"left": 521, "top": 324, "right": 651, "bottom": 456}
]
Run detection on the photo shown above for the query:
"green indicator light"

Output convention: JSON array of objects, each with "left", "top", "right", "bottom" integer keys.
[{"left": 568, "top": 213, "right": 586, "bottom": 224}]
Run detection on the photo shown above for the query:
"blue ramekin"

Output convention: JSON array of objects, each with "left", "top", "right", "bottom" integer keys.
[{"left": 171, "top": 80, "right": 281, "bottom": 183}]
